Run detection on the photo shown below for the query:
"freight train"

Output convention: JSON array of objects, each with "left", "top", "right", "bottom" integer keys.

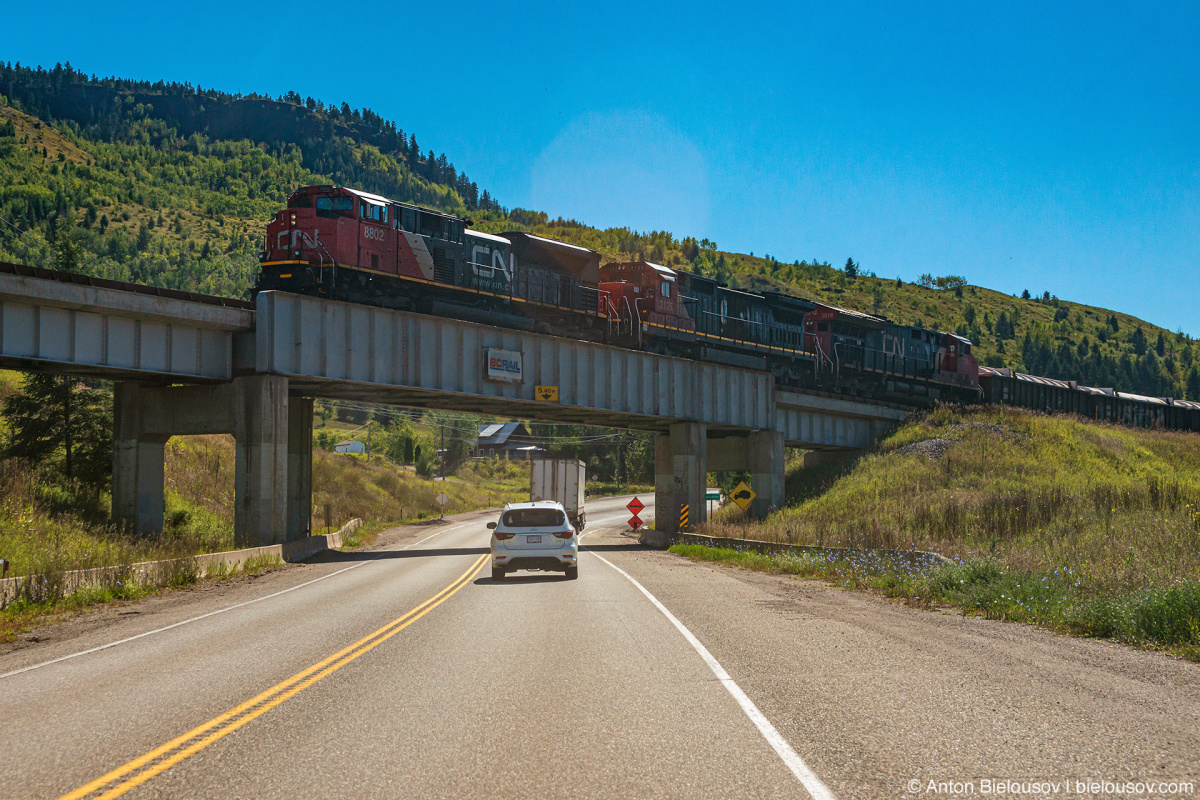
[{"left": 257, "top": 184, "right": 1200, "bottom": 432}]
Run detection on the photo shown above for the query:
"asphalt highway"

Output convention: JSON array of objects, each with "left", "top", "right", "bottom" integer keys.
[{"left": 1, "top": 494, "right": 1197, "bottom": 799}]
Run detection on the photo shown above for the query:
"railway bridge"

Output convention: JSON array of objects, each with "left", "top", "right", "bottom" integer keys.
[{"left": 0, "top": 263, "right": 906, "bottom": 542}]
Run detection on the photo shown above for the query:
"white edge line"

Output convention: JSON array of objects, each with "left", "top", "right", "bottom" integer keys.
[
  {"left": 0, "top": 520, "right": 478, "bottom": 680},
  {"left": 586, "top": 549, "right": 836, "bottom": 800}
]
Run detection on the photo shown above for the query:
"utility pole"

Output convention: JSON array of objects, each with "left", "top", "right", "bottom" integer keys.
[
  {"left": 440, "top": 420, "right": 445, "bottom": 481},
  {"left": 618, "top": 432, "right": 630, "bottom": 494}
]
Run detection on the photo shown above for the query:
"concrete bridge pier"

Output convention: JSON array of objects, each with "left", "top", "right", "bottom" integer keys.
[
  {"left": 654, "top": 422, "right": 707, "bottom": 535},
  {"left": 708, "top": 430, "right": 786, "bottom": 518},
  {"left": 112, "top": 376, "right": 312, "bottom": 546},
  {"left": 286, "top": 397, "right": 314, "bottom": 542}
]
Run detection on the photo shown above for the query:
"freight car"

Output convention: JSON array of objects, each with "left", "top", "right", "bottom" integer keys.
[{"left": 979, "top": 367, "right": 1200, "bottom": 432}]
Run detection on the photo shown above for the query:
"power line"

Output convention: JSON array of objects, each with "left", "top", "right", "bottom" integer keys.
[{"left": 322, "top": 399, "right": 635, "bottom": 445}]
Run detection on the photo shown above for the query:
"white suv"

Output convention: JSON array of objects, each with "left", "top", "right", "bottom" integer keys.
[{"left": 488, "top": 501, "right": 578, "bottom": 580}]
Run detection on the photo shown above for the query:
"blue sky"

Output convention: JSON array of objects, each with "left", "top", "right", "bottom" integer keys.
[{"left": 5, "top": 1, "right": 1198, "bottom": 334}]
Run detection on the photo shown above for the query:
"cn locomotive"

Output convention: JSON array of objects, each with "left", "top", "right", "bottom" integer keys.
[{"left": 258, "top": 184, "right": 1200, "bottom": 431}]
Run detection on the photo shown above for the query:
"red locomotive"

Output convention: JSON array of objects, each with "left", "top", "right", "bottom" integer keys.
[{"left": 260, "top": 184, "right": 604, "bottom": 335}]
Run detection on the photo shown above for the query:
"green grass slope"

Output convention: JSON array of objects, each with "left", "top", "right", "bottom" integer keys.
[{"left": 716, "top": 406, "right": 1200, "bottom": 588}]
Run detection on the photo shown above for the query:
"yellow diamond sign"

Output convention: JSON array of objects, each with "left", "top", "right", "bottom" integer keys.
[
  {"left": 535, "top": 385, "right": 559, "bottom": 402},
  {"left": 730, "top": 481, "right": 756, "bottom": 510}
]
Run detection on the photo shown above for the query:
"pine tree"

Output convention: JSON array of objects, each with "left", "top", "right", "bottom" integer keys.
[
  {"left": 1187, "top": 367, "right": 1200, "bottom": 401},
  {"left": 135, "top": 221, "right": 151, "bottom": 252},
  {"left": 55, "top": 227, "right": 78, "bottom": 273},
  {"left": 1131, "top": 326, "right": 1147, "bottom": 356},
  {"left": 3, "top": 374, "right": 113, "bottom": 487}
]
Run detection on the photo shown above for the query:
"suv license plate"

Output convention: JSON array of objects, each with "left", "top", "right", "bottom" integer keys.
[{"left": 526, "top": 535, "right": 541, "bottom": 543}]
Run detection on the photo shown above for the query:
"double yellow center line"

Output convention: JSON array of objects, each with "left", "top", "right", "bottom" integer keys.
[{"left": 60, "top": 553, "right": 490, "bottom": 800}]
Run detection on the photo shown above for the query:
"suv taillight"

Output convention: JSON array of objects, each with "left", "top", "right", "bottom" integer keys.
[
  {"left": 495, "top": 531, "right": 514, "bottom": 540},
  {"left": 553, "top": 530, "right": 573, "bottom": 539}
]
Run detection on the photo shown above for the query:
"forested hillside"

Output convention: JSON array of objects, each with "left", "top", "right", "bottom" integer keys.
[{"left": 1, "top": 61, "right": 1196, "bottom": 399}]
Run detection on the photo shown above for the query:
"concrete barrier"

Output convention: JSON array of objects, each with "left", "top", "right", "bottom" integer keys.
[{"left": 0, "top": 518, "right": 363, "bottom": 606}]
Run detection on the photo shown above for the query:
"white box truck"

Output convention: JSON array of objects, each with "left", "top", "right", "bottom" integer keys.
[{"left": 530, "top": 458, "right": 587, "bottom": 530}]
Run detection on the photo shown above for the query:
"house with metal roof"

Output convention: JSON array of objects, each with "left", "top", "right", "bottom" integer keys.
[{"left": 473, "top": 422, "right": 544, "bottom": 459}]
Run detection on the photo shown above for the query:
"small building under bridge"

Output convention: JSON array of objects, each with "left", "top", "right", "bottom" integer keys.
[{"left": 473, "top": 422, "right": 544, "bottom": 459}]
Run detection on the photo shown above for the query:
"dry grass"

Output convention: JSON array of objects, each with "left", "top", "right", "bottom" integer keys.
[
  {"left": 167, "top": 437, "right": 535, "bottom": 535},
  {"left": 311, "top": 452, "right": 530, "bottom": 534}
]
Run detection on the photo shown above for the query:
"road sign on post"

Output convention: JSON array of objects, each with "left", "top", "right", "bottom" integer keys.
[
  {"left": 730, "top": 482, "right": 756, "bottom": 511},
  {"left": 705, "top": 488, "right": 720, "bottom": 520},
  {"left": 436, "top": 491, "right": 449, "bottom": 519},
  {"left": 627, "top": 497, "right": 646, "bottom": 532},
  {"left": 680, "top": 503, "right": 690, "bottom": 531}
]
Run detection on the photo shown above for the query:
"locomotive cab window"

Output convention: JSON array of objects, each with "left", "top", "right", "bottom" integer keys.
[
  {"left": 817, "top": 322, "right": 829, "bottom": 332},
  {"left": 662, "top": 282, "right": 670, "bottom": 297},
  {"left": 316, "top": 196, "right": 354, "bottom": 215}
]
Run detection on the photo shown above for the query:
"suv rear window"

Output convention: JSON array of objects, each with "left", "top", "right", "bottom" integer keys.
[{"left": 501, "top": 509, "right": 565, "bottom": 528}]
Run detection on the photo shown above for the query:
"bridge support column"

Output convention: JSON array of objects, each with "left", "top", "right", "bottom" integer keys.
[
  {"left": 232, "top": 375, "right": 291, "bottom": 547},
  {"left": 111, "top": 376, "right": 307, "bottom": 547},
  {"left": 747, "top": 430, "right": 785, "bottom": 518},
  {"left": 707, "top": 431, "right": 785, "bottom": 519},
  {"left": 287, "top": 398, "right": 313, "bottom": 541},
  {"left": 113, "top": 383, "right": 168, "bottom": 537},
  {"left": 654, "top": 422, "right": 707, "bottom": 535}
]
